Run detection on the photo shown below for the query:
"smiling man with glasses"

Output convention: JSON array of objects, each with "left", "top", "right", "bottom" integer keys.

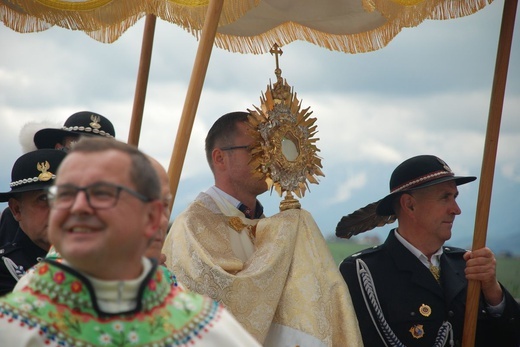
[{"left": 0, "top": 137, "right": 260, "bottom": 347}]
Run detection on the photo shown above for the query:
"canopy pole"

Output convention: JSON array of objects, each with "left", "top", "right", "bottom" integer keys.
[
  {"left": 128, "top": 14, "right": 157, "bottom": 146},
  {"left": 462, "top": 0, "right": 517, "bottom": 346},
  {"left": 167, "top": 0, "right": 224, "bottom": 211}
]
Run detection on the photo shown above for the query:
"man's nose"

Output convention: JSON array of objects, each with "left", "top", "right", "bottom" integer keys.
[
  {"left": 450, "top": 200, "right": 462, "bottom": 215},
  {"left": 69, "top": 190, "right": 94, "bottom": 213}
]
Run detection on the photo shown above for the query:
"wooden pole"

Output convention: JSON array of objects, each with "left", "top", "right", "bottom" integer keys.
[
  {"left": 128, "top": 14, "right": 157, "bottom": 147},
  {"left": 462, "top": 0, "right": 517, "bottom": 345},
  {"left": 166, "top": 0, "right": 224, "bottom": 211}
]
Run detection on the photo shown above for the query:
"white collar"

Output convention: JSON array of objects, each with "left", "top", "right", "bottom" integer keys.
[
  {"left": 64, "top": 257, "right": 152, "bottom": 313},
  {"left": 207, "top": 185, "right": 241, "bottom": 208},
  {"left": 394, "top": 229, "right": 443, "bottom": 267}
]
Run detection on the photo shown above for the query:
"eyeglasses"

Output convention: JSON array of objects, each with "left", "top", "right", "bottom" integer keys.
[
  {"left": 220, "top": 145, "right": 250, "bottom": 151},
  {"left": 47, "top": 182, "right": 152, "bottom": 210}
]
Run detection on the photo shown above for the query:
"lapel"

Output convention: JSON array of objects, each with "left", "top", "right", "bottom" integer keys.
[
  {"left": 385, "top": 230, "right": 444, "bottom": 298},
  {"left": 440, "top": 250, "right": 467, "bottom": 304}
]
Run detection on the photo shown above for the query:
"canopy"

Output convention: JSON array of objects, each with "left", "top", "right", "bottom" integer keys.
[{"left": 1, "top": 1, "right": 516, "bottom": 345}]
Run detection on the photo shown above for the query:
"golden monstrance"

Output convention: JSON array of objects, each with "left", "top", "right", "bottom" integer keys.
[{"left": 247, "top": 44, "right": 325, "bottom": 211}]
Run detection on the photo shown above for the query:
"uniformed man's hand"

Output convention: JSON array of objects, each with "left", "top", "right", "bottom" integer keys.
[{"left": 463, "top": 247, "right": 503, "bottom": 306}]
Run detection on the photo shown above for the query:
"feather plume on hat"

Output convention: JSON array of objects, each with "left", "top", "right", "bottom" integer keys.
[
  {"left": 19, "top": 121, "right": 61, "bottom": 153},
  {"left": 335, "top": 200, "right": 396, "bottom": 239}
]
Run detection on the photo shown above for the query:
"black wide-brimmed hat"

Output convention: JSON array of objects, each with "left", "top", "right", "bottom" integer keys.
[
  {"left": 34, "top": 111, "right": 115, "bottom": 149},
  {"left": 0, "top": 149, "right": 67, "bottom": 202},
  {"left": 376, "top": 155, "right": 476, "bottom": 216}
]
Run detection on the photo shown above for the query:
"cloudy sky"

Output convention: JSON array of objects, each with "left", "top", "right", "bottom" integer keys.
[{"left": 1, "top": 1, "right": 519, "bottom": 254}]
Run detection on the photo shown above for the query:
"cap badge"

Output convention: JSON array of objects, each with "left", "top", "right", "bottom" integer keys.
[
  {"left": 437, "top": 157, "right": 453, "bottom": 174},
  {"left": 409, "top": 324, "right": 425, "bottom": 339},
  {"left": 37, "top": 161, "right": 53, "bottom": 181},
  {"left": 90, "top": 114, "right": 102, "bottom": 129},
  {"left": 419, "top": 304, "right": 432, "bottom": 317}
]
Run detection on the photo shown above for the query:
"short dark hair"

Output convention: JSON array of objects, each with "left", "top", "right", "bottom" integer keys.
[
  {"left": 205, "top": 111, "right": 249, "bottom": 171},
  {"left": 67, "top": 137, "right": 160, "bottom": 200}
]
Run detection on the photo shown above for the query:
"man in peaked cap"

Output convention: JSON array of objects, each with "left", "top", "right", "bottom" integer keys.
[
  {"left": 0, "top": 111, "right": 116, "bottom": 246},
  {"left": 0, "top": 149, "right": 67, "bottom": 296},
  {"left": 338, "top": 155, "right": 520, "bottom": 346},
  {"left": 33, "top": 111, "right": 115, "bottom": 151},
  {"left": 1, "top": 111, "right": 116, "bottom": 246}
]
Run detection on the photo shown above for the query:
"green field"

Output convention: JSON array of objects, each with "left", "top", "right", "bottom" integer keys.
[{"left": 328, "top": 241, "right": 520, "bottom": 299}]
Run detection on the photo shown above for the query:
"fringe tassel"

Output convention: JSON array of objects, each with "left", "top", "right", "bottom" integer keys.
[
  {"left": 0, "top": 3, "right": 52, "bottom": 33},
  {"left": 207, "top": 0, "right": 494, "bottom": 55},
  {"left": 369, "top": 0, "right": 494, "bottom": 28},
  {"left": 1, "top": 0, "right": 260, "bottom": 43},
  {"left": 1, "top": 0, "right": 493, "bottom": 51},
  {"left": 211, "top": 18, "right": 404, "bottom": 55}
]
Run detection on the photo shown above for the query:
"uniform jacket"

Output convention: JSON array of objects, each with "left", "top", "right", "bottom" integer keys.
[
  {"left": 339, "top": 229, "right": 520, "bottom": 347},
  {"left": 0, "top": 207, "right": 19, "bottom": 246},
  {"left": 0, "top": 227, "right": 47, "bottom": 296}
]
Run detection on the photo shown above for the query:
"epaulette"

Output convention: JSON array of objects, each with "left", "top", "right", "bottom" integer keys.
[
  {"left": 349, "top": 244, "right": 383, "bottom": 258},
  {"left": 0, "top": 243, "right": 17, "bottom": 256},
  {"left": 443, "top": 246, "right": 467, "bottom": 254}
]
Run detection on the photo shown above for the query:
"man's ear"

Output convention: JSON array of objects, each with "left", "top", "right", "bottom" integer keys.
[
  {"left": 8, "top": 198, "right": 22, "bottom": 221},
  {"left": 400, "top": 193, "right": 415, "bottom": 215},
  {"left": 144, "top": 200, "right": 163, "bottom": 239},
  {"left": 212, "top": 148, "right": 225, "bottom": 171}
]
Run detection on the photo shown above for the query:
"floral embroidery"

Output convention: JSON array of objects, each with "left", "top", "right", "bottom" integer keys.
[
  {"left": 99, "top": 332, "right": 112, "bottom": 344},
  {"left": 148, "top": 279, "right": 157, "bottom": 291},
  {"left": 19, "top": 303, "right": 32, "bottom": 311},
  {"left": 53, "top": 271, "right": 65, "bottom": 284},
  {"left": 0, "top": 261, "right": 223, "bottom": 346},
  {"left": 49, "top": 309, "right": 82, "bottom": 334},
  {"left": 70, "top": 280, "right": 82, "bottom": 293},
  {"left": 174, "top": 292, "right": 198, "bottom": 313},
  {"left": 33, "top": 300, "right": 45, "bottom": 309},
  {"left": 38, "top": 263, "right": 49, "bottom": 275},
  {"left": 112, "top": 321, "right": 124, "bottom": 332},
  {"left": 128, "top": 330, "right": 139, "bottom": 344}
]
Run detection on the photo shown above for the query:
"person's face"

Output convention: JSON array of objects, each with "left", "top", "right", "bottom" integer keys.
[
  {"left": 409, "top": 180, "right": 461, "bottom": 243},
  {"left": 9, "top": 190, "right": 51, "bottom": 251},
  {"left": 224, "top": 122, "right": 268, "bottom": 196},
  {"left": 145, "top": 160, "right": 172, "bottom": 264},
  {"left": 48, "top": 150, "right": 160, "bottom": 279}
]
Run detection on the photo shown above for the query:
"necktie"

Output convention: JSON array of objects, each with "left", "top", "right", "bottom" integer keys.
[
  {"left": 238, "top": 203, "right": 254, "bottom": 219},
  {"left": 429, "top": 263, "right": 441, "bottom": 283}
]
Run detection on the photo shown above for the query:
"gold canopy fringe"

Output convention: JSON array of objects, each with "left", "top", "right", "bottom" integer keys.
[
  {"left": 0, "top": 3, "right": 51, "bottom": 33},
  {"left": 193, "top": 0, "right": 494, "bottom": 54},
  {"left": 1, "top": 0, "right": 493, "bottom": 51},
  {"left": 1, "top": 0, "right": 260, "bottom": 43},
  {"left": 208, "top": 19, "right": 404, "bottom": 55},
  {"left": 367, "top": 0, "right": 494, "bottom": 28},
  {"left": 86, "top": 12, "right": 146, "bottom": 43},
  {"left": 2, "top": 0, "right": 145, "bottom": 34}
]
